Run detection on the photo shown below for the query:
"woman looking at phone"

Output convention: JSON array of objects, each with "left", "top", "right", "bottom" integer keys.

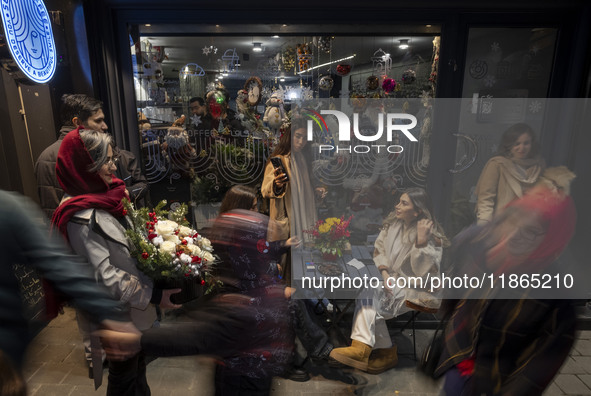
[{"left": 262, "top": 125, "right": 326, "bottom": 284}]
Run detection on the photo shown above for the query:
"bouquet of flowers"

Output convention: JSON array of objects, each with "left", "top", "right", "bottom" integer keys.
[
  {"left": 304, "top": 215, "right": 353, "bottom": 259},
  {"left": 123, "top": 199, "right": 217, "bottom": 294}
]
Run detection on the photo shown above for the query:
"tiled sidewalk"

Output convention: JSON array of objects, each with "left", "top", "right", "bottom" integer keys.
[{"left": 22, "top": 306, "right": 591, "bottom": 395}]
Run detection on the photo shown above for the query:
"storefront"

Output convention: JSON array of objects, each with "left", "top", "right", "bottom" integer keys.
[{"left": 1, "top": 0, "right": 590, "bottom": 323}]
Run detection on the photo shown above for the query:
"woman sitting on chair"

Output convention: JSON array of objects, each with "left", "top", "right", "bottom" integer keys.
[{"left": 330, "top": 187, "right": 448, "bottom": 374}]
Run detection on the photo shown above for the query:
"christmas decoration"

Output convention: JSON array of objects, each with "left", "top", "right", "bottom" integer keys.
[
  {"left": 382, "top": 78, "right": 396, "bottom": 93},
  {"left": 318, "top": 75, "right": 334, "bottom": 91},
  {"left": 336, "top": 64, "right": 352, "bottom": 76},
  {"left": 366, "top": 75, "right": 379, "bottom": 90}
]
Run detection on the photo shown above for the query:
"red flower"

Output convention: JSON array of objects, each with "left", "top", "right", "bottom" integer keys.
[
  {"left": 122, "top": 209, "right": 128, "bottom": 216},
  {"left": 200, "top": 279, "right": 206, "bottom": 285},
  {"left": 148, "top": 233, "right": 157, "bottom": 240},
  {"left": 192, "top": 256, "right": 202, "bottom": 263},
  {"left": 141, "top": 252, "right": 149, "bottom": 259},
  {"left": 181, "top": 239, "right": 188, "bottom": 245}
]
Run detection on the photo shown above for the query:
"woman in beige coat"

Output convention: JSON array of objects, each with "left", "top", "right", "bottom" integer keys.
[
  {"left": 475, "top": 123, "right": 545, "bottom": 224},
  {"left": 262, "top": 127, "right": 325, "bottom": 284}
]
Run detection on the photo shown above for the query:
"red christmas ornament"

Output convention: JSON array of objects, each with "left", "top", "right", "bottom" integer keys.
[
  {"left": 336, "top": 64, "right": 351, "bottom": 76},
  {"left": 200, "top": 279, "right": 206, "bottom": 285},
  {"left": 382, "top": 78, "right": 396, "bottom": 93}
]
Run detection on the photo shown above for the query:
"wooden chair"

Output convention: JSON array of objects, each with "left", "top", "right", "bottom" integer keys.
[{"left": 400, "top": 300, "right": 439, "bottom": 360}]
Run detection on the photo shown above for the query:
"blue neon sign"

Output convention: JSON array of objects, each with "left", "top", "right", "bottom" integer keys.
[{"left": 1, "top": 0, "right": 56, "bottom": 83}]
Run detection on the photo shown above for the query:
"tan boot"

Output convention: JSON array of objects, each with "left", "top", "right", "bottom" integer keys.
[
  {"left": 367, "top": 345, "right": 398, "bottom": 374},
  {"left": 329, "top": 340, "right": 372, "bottom": 371}
]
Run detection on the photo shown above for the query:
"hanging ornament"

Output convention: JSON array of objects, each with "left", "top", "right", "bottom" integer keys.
[
  {"left": 371, "top": 48, "right": 392, "bottom": 76},
  {"left": 336, "top": 64, "right": 352, "bottom": 76},
  {"left": 366, "top": 75, "right": 379, "bottom": 90},
  {"left": 401, "top": 69, "right": 416, "bottom": 84},
  {"left": 282, "top": 46, "right": 296, "bottom": 72},
  {"left": 297, "top": 44, "right": 313, "bottom": 73},
  {"left": 318, "top": 75, "right": 334, "bottom": 91},
  {"left": 382, "top": 78, "right": 397, "bottom": 93},
  {"left": 313, "top": 36, "right": 333, "bottom": 53}
]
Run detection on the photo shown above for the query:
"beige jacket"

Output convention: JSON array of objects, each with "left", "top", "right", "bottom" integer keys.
[
  {"left": 261, "top": 154, "right": 291, "bottom": 242},
  {"left": 475, "top": 156, "right": 544, "bottom": 224},
  {"left": 374, "top": 220, "right": 443, "bottom": 311}
]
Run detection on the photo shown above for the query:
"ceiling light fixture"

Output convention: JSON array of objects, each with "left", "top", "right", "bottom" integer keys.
[
  {"left": 297, "top": 54, "right": 356, "bottom": 74},
  {"left": 253, "top": 42, "right": 263, "bottom": 52},
  {"left": 399, "top": 39, "right": 409, "bottom": 50},
  {"left": 272, "top": 35, "right": 280, "bottom": 39}
]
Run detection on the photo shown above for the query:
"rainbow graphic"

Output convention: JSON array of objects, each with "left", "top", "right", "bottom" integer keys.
[{"left": 302, "top": 108, "right": 334, "bottom": 146}]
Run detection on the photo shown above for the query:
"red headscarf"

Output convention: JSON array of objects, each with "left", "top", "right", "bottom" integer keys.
[
  {"left": 491, "top": 186, "right": 576, "bottom": 275},
  {"left": 51, "top": 127, "right": 128, "bottom": 239}
]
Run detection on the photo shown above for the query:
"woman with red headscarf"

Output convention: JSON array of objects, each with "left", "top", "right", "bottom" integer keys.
[{"left": 52, "top": 127, "right": 180, "bottom": 395}]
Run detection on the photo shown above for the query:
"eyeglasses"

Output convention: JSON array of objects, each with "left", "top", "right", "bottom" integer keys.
[{"left": 106, "top": 156, "right": 119, "bottom": 166}]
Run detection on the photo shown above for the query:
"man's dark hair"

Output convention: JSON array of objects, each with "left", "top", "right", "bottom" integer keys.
[
  {"left": 60, "top": 94, "right": 104, "bottom": 126},
  {"left": 189, "top": 97, "right": 204, "bottom": 106}
]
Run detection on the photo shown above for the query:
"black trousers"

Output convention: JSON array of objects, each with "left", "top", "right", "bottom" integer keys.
[{"left": 107, "top": 351, "right": 150, "bottom": 396}]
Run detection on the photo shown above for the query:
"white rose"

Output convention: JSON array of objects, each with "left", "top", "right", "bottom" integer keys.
[
  {"left": 200, "top": 237, "right": 212, "bottom": 250},
  {"left": 160, "top": 241, "right": 177, "bottom": 256},
  {"left": 188, "top": 244, "right": 202, "bottom": 256},
  {"left": 163, "top": 235, "right": 180, "bottom": 245},
  {"left": 178, "top": 225, "right": 193, "bottom": 238},
  {"left": 184, "top": 237, "right": 193, "bottom": 245},
  {"left": 180, "top": 253, "right": 192, "bottom": 264},
  {"left": 203, "top": 252, "right": 214, "bottom": 263},
  {"left": 151, "top": 235, "right": 164, "bottom": 247},
  {"left": 154, "top": 220, "right": 178, "bottom": 238}
]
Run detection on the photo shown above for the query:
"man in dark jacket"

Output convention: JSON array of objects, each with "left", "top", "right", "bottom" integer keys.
[{"left": 34, "top": 94, "right": 148, "bottom": 219}]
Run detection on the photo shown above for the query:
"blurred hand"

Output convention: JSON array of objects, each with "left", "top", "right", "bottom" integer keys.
[
  {"left": 416, "top": 219, "right": 433, "bottom": 246},
  {"left": 284, "top": 286, "right": 296, "bottom": 299},
  {"left": 97, "top": 320, "right": 141, "bottom": 361},
  {"left": 285, "top": 236, "right": 301, "bottom": 249},
  {"left": 160, "top": 288, "right": 182, "bottom": 309}
]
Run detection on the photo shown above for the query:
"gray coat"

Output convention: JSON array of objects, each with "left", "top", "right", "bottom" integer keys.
[{"left": 68, "top": 208, "right": 156, "bottom": 330}]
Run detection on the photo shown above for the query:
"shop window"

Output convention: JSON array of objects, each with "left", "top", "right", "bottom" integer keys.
[{"left": 128, "top": 30, "right": 440, "bottom": 232}]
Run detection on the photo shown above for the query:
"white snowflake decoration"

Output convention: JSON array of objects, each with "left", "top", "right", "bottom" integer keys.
[
  {"left": 529, "top": 100, "right": 542, "bottom": 113},
  {"left": 190, "top": 114, "right": 202, "bottom": 126},
  {"left": 202, "top": 46, "right": 211, "bottom": 55},
  {"left": 301, "top": 86, "right": 314, "bottom": 100},
  {"left": 491, "top": 42, "right": 500, "bottom": 52},
  {"left": 483, "top": 75, "right": 496, "bottom": 87}
]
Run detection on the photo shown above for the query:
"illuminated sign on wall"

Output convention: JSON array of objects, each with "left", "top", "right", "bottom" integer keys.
[{"left": 1, "top": 0, "right": 56, "bottom": 83}]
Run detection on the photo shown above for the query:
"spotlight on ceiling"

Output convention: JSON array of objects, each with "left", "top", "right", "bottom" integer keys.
[
  {"left": 399, "top": 39, "right": 409, "bottom": 50},
  {"left": 253, "top": 42, "right": 263, "bottom": 52}
]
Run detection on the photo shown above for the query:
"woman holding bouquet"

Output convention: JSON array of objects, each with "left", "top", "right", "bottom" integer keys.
[
  {"left": 52, "top": 127, "right": 180, "bottom": 395},
  {"left": 330, "top": 187, "right": 448, "bottom": 374}
]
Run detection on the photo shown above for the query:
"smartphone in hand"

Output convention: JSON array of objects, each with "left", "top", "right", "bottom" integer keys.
[{"left": 270, "top": 157, "right": 289, "bottom": 182}]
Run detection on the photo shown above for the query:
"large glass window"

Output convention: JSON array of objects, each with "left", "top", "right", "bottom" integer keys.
[{"left": 129, "top": 28, "right": 441, "bottom": 230}]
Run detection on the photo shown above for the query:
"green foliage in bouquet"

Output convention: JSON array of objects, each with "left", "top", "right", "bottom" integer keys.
[{"left": 123, "top": 199, "right": 219, "bottom": 294}]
